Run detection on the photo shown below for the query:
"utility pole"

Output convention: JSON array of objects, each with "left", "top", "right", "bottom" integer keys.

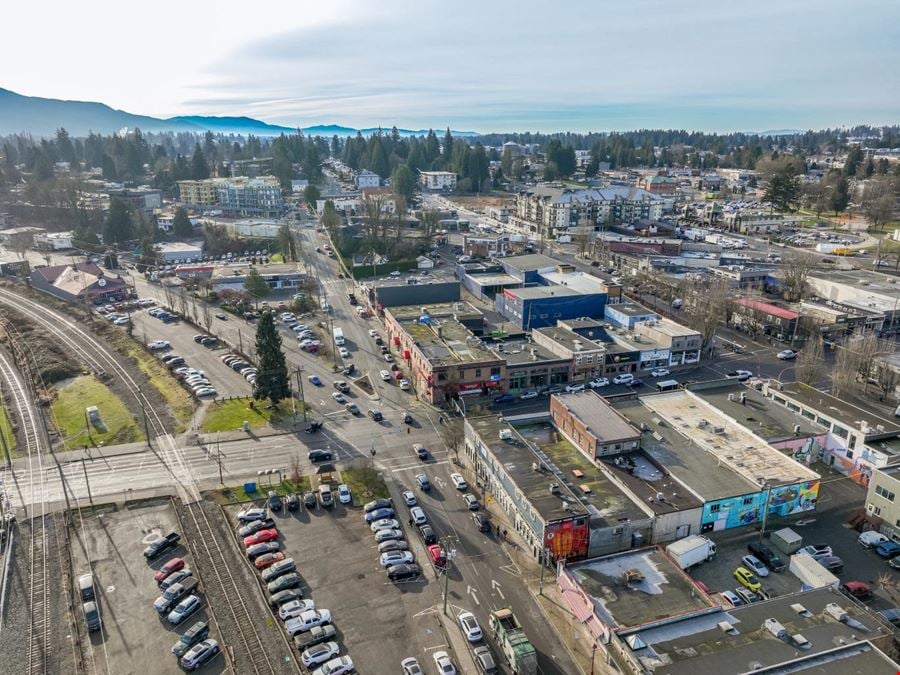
[
  {"left": 758, "top": 483, "right": 773, "bottom": 542},
  {"left": 295, "top": 368, "right": 308, "bottom": 423},
  {"left": 82, "top": 462, "right": 93, "bottom": 505},
  {"left": 140, "top": 401, "right": 151, "bottom": 448}
]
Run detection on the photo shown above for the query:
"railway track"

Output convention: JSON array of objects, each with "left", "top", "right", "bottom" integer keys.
[
  {"left": 0, "top": 344, "right": 50, "bottom": 675},
  {"left": 0, "top": 288, "right": 282, "bottom": 674}
]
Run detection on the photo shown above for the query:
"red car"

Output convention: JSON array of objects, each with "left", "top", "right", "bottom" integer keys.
[
  {"left": 243, "top": 528, "right": 278, "bottom": 547},
  {"left": 154, "top": 557, "right": 185, "bottom": 584},
  {"left": 427, "top": 544, "right": 447, "bottom": 568},
  {"left": 254, "top": 552, "right": 286, "bottom": 569}
]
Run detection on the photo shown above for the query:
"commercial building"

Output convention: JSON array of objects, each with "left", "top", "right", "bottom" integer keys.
[
  {"left": 30, "top": 263, "right": 133, "bottom": 304},
  {"left": 633, "top": 318, "right": 702, "bottom": 368},
  {"left": 639, "top": 175, "right": 677, "bottom": 195},
  {"left": 865, "top": 464, "right": 900, "bottom": 539},
  {"left": 806, "top": 269, "right": 900, "bottom": 333},
  {"left": 502, "top": 342, "right": 573, "bottom": 393},
  {"left": 0, "top": 257, "right": 30, "bottom": 277},
  {"left": 731, "top": 297, "right": 800, "bottom": 341},
  {"left": 223, "top": 219, "right": 281, "bottom": 239},
  {"left": 106, "top": 187, "right": 162, "bottom": 211},
  {"left": 465, "top": 416, "right": 653, "bottom": 561},
  {"left": 417, "top": 170, "right": 457, "bottom": 191},
  {"left": 495, "top": 285, "right": 606, "bottom": 330},
  {"left": 550, "top": 392, "right": 640, "bottom": 460},
  {"left": 154, "top": 242, "right": 203, "bottom": 263},
  {"left": 178, "top": 177, "right": 284, "bottom": 218},
  {"left": 366, "top": 279, "right": 461, "bottom": 309},
  {"left": 515, "top": 184, "right": 663, "bottom": 236},
  {"left": 32, "top": 231, "right": 74, "bottom": 251},
  {"left": 604, "top": 302, "right": 658, "bottom": 329},
  {"left": 532, "top": 322, "right": 609, "bottom": 383},
  {"left": 211, "top": 266, "right": 305, "bottom": 294},
  {"left": 383, "top": 303, "right": 506, "bottom": 404}
]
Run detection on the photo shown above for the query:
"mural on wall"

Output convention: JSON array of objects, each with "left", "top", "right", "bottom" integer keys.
[
  {"left": 545, "top": 517, "right": 590, "bottom": 561},
  {"left": 700, "top": 481, "right": 820, "bottom": 532}
]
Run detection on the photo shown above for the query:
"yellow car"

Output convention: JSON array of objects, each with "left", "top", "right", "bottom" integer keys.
[{"left": 733, "top": 566, "right": 761, "bottom": 592}]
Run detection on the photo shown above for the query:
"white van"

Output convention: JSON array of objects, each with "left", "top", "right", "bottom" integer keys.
[{"left": 858, "top": 531, "right": 889, "bottom": 549}]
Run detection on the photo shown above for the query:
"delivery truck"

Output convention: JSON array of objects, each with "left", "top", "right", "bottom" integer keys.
[
  {"left": 665, "top": 534, "right": 717, "bottom": 570},
  {"left": 789, "top": 553, "right": 839, "bottom": 590},
  {"left": 490, "top": 608, "right": 537, "bottom": 675}
]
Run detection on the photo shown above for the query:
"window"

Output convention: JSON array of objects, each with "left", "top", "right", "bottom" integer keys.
[
  {"left": 873, "top": 506, "right": 881, "bottom": 516},
  {"left": 743, "top": 497, "right": 754, "bottom": 506},
  {"left": 491, "top": 367, "right": 501, "bottom": 376},
  {"left": 709, "top": 504, "right": 721, "bottom": 513},
  {"left": 875, "top": 485, "right": 896, "bottom": 502},
  {"left": 474, "top": 369, "right": 481, "bottom": 378}
]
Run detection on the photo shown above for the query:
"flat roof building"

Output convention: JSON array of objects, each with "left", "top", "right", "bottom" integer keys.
[{"left": 550, "top": 392, "right": 641, "bottom": 460}]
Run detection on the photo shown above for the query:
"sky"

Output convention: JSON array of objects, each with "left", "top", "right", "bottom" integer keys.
[{"left": 3, "top": 0, "right": 899, "bottom": 133}]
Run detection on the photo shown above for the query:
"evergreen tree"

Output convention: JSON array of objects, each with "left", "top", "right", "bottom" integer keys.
[
  {"left": 442, "top": 128, "right": 454, "bottom": 165},
  {"left": 390, "top": 164, "right": 416, "bottom": 203},
  {"left": 253, "top": 311, "right": 290, "bottom": 405},
  {"left": 103, "top": 198, "right": 135, "bottom": 244},
  {"left": 171, "top": 207, "right": 193, "bottom": 237},
  {"left": 244, "top": 267, "right": 271, "bottom": 301},
  {"left": 278, "top": 223, "right": 299, "bottom": 261},
  {"left": 368, "top": 139, "right": 390, "bottom": 179},
  {"left": 191, "top": 143, "right": 210, "bottom": 179},
  {"left": 303, "top": 184, "right": 321, "bottom": 208},
  {"left": 829, "top": 174, "right": 850, "bottom": 214}
]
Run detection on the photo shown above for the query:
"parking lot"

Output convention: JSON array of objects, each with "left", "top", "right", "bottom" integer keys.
[
  {"left": 68, "top": 500, "right": 224, "bottom": 675},
  {"left": 130, "top": 309, "right": 252, "bottom": 399},
  {"left": 688, "top": 471, "right": 900, "bottom": 613},
  {"left": 223, "top": 475, "right": 456, "bottom": 674}
]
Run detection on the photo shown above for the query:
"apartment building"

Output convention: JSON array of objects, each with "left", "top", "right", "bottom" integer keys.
[
  {"left": 418, "top": 170, "right": 457, "bottom": 191},
  {"left": 178, "top": 177, "right": 284, "bottom": 217},
  {"left": 864, "top": 465, "right": 900, "bottom": 539}
]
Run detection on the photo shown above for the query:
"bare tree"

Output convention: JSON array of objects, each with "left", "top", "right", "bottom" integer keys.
[
  {"left": 779, "top": 250, "right": 819, "bottom": 302},
  {"left": 831, "top": 347, "right": 858, "bottom": 398},
  {"left": 860, "top": 177, "right": 899, "bottom": 231},
  {"left": 362, "top": 195, "right": 387, "bottom": 240},
  {"left": 795, "top": 337, "right": 824, "bottom": 385},
  {"left": 392, "top": 195, "right": 407, "bottom": 243},
  {"left": 440, "top": 417, "right": 465, "bottom": 462},
  {"left": 875, "top": 365, "right": 899, "bottom": 402},
  {"left": 574, "top": 213, "right": 594, "bottom": 258},
  {"left": 419, "top": 209, "right": 441, "bottom": 244},
  {"left": 161, "top": 280, "right": 176, "bottom": 310},
  {"left": 200, "top": 298, "right": 214, "bottom": 333}
]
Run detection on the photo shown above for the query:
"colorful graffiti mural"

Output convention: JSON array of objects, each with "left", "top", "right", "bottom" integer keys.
[
  {"left": 700, "top": 481, "right": 820, "bottom": 532},
  {"left": 545, "top": 517, "right": 590, "bottom": 561}
]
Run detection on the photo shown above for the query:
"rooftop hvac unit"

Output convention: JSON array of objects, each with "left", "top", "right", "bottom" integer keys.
[
  {"left": 794, "top": 424, "right": 801, "bottom": 435},
  {"left": 498, "top": 428, "right": 513, "bottom": 441},
  {"left": 713, "top": 426, "right": 726, "bottom": 434}
]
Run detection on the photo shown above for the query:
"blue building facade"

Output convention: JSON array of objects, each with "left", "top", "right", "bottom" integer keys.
[{"left": 495, "top": 287, "right": 607, "bottom": 330}]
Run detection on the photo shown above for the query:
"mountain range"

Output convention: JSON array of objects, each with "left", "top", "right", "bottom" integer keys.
[{"left": 0, "top": 87, "right": 479, "bottom": 138}]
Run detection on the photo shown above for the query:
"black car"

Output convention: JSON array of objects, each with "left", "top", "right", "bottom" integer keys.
[
  {"left": 267, "top": 491, "right": 283, "bottom": 512},
  {"left": 419, "top": 524, "right": 437, "bottom": 545},
  {"left": 387, "top": 563, "right": 421, "bottom": 581},
  {"left": 368, "top": 409, "right": 384, "bottom": 422},
  {"left": 171, "top": 621, "right": 210, "bottom": 658},
  {"left": 303, "top": 492, "right": 317, "bottom": 509},
  {"left": 378, "top": 540, "right": 410, "bottom": 554},
  {"left": 286, "top": 493, "right": 300, "bottom": 512},
  {"left": 200, "top": 337, "right": 218, "bottom": 348},
  {"left": 364, "top": 498, "right": 393, "bottom": 513},
  {"left": 308, "top": 449, "right": 333, "bottom": 462},
  {"left": 342, "top": 364, "right": 356, "bottom": 376},
  {"left": 144, "top": 532, "right": 181, "bottom": 560},
  {"left": 193, "top": 334, "right": 206, "bottom": 343},
  {"left": 305, "top": 420, "right": 323, "bottom": 433},
  {"left": 268, "top": 588, "right": 304, "bottom": 607},
  {"left": 472, "top": 512, "right": 491, "bottom": 533},
  {"left": 747, "top": 542, "right": 786, "bottom": 572},
  {"left": 238, "top": 518, "right": 276, "bottom": 538}
]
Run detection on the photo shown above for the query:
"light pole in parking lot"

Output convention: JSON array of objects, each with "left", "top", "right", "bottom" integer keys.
[{"left": 295, "top": 367, "right": 308, "bottom": 424}]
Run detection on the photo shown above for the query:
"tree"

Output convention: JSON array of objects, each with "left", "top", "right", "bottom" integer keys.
[
  {"left": 779, "top": 250, "right": 818, "bottom": 302},
  {"left": 191, "top": 143, "right": 210, "bottom": 180},
  {"left": 320, "top": 200, "right": 340, "bottom": 234},
  {"left": 103, "top": 198, "right": 134, "bottom": 244},
  {"left": 390, "top": 164, "right": 416, "bottom": 203},
  {"left": 829, "top": 174, "right": 850, "bottom": 214},
  {"left": 831, "top": 347, "right": 857, "bottom": 398},
  {"left": 303, "top": 184, "right": 321, "bottom": 209},
  {"left": 763, "top": 168, "right": 801, "bottom": 212},
  {"left": 171, "top": 207, "right": 193, "bottom": 237},
  {"left": 253, "top": 311, "right": 291, "bottom": 405},
  {"left": 794, "top": 337, "right": 824, "bottom": 386},
  {"left": 860, "top": 178, "right": 898, "bottom": 230},
  {"left": 278, "top": 223, "right": 299, "bottom": 262},
  {"left": 244, "top": 267, "right": 271, "bottom": 302}
]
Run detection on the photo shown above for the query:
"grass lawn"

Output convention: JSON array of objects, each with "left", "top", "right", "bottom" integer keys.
[
  {"left": 101, "top": 328, "right": 196, "bottom": 430},
  {"left": 214, "top": 477, "right": 312, "bottom": 504},
  {"left": 0, "top": 404, "right": 15, "bottom": 459},
  {"left": 341, "top": 466, "right": 389, "bottom": 501},
  {"left": 52, "top": 375, "right": 143, "bottom": 448},
  {"left": 201, "top": 397, "right": 304, "bottom": 433}
]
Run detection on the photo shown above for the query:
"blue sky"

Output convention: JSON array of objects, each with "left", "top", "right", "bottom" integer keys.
[{"left": 3, "top": 0, "right": 899, "bottom": 132}]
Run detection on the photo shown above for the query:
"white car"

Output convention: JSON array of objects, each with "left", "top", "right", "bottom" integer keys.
[
  {"left": 279, "top": 599, "right": 316, "bottom": 621},
  {"left": 113, "top": 316, "right": 130, "bottom": 325},
  {"left": 458, "top": 611, "right": 483, "bottom": 642},
  {"left": 368, "top": 329, "right": 379, "bottom": 338},
  {"left": 777, "top": 350, "right": 797, "bottom": 360},
  {"left": 432, "top": 650, "right": 457, "bottom": 675},
  {"left": 402, "top": 490, "right": 417, "bottom": 506},
  {"left": 564, "top": 383, "right": 585, "bottom": 393},
  {"left": 399, "top": 379, "right": 411, "bottom": 391},
  {"left": 727, "top": 370, "right": 753, "bottom": 381},
  {"left": 331, "top": 392, "right": 346, "bottom": 404},
  {"left": 741, "top": 554, "right": 770, "bottom": 578},
  {"left": 301, "top": 641, "right": 340, "bottom": 668},
  {"left": 519, "top": 390, "right": 539, "bottom": 400},
  {"left": 337, "top": 484, "right": 351, "bottom": 504},
  {"left": 194, "top": 387, "right": 218, "bottom": 397},
  {"left": 312, "top": 656, "right": 354, "bottom": 675},
  {"left": 370, "top": 518, "right": 400, "bottom": 532},
  {"left": 450, "top": 473, "right": 468, "bottom": 490},
  {"left": 383, "top": 353, "right": 394, "bottom": 362},
  {"left": 588, "top": 377, "right": 609, "bottom": 388},
  {"left": 380, "top": 370, "right": 392, "bottom": 382},
  {"left": 180, "top": 638, "right": 219, "bottom": 671},
  {"left": 237, "top": 507, "right": 267, "bottom": 522},
  {"left": 613, "top": 374, "right": 635, "bottom": 385},
  {"left": 410, "top": 506, "right": 427, "bottom": 525},
  {"left": 147, "top": 340, "right": 170, "bottom": 350},
  {"left": 650, "top": 368, "right": 670, "bottom": 377},
  {"left": 380, "top": 550, "right": 415, "bottom": 567},
  {"left": 285, "top": 610, "right": 332, "bottom": 637},
  {"left": 167, "top": 594, "right": 201, "bottom": 625},
  {"left": 338, "top": 347, "right": 350, "bottom": 359}
]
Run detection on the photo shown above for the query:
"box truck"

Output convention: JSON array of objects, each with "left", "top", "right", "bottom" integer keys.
[
  {"left": 665, "top": 535, "right": 717, "bottom": 570},
  {"left": 789, "top": 553, "right": 839, "bottom": 590}
]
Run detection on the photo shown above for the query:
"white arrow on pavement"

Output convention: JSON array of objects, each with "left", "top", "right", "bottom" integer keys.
[
  {"left": 467, "top": 585, "right": 480, "bottom": 606},
  {"left": 491, "top": 579, "right": 505, "bottom": 599},
  {"left": 434, "top": 476, "right": 447, "bottom": 489}
]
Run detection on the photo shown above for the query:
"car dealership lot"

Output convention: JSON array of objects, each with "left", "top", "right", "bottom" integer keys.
[{"left": 68, "top": 500, "right": 223, "bottom": 675}]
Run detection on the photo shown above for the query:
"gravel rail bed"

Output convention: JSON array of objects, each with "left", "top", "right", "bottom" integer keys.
[{"left": 174, "top": 498, "right": 295, "bottom": 675}]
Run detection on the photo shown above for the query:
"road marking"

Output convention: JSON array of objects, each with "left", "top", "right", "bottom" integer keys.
[
  {"left": 434, "top": 476, "right": 447, "bottom": 489},
  {"left": 467, "top": 585, "right": 480, "bottom": 606},
  {"left": 390, "top": 460, "right": 449, "bottom": 473},
  {"left": 491, "top": 579, "right": 505, "bottom": 599},
  {"left": 499, "top": 563, "right": 520, "bottom": 576}
]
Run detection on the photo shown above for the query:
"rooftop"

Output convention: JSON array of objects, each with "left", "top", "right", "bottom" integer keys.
[
  {"left": 641, "top": 317, "right": 700, "bottom": 338},
  {"left": 466, "top": 416, "right": 588, "bottom": 524},
  {"left": 502, "top": 343, "right": 570, "bottom": 366},
  {"left": 156, "top": 242, "right": 202, "bottom": 252},
  {"left": 541, "top": 270, "right": 610, "bottom": 295},
  {"left": 773, "top": 382, "right": 900, "bottom": 437},
  {"left": 565, "top": 548, "right": 715, "bottom": 630},
  {"left": 733, "top": 297, "right": 799, "bottom": 321},
  {"left": 500, "top": 253, "right": 560, "bottom": 272},
  {"left": 628, "top": 586, "right": 898, "bottom": 675},
  {"left": 641, "top": 391, "right": 819, "bottom": 488},
  {"left": 535, "top": 325, "right": 607, "bottom": 353},
  {"left": 388, "top": 306, "right": 499, "bottom": 365},
  {"left": 690, "top": 382, "right": 821, "bottom": 442},
  {"left": 515, "top": 423, "right": 649, "bottom": 526},
  {"left": 552, "top": 392, "right": 640, "bottom": 444},
  {"left": 608, "top": 302, "right": 658, "bottom": 317},
  {"left": 464, "top": 272, "right": 522, "bottom": 288},
  {"left": 507, "top": 285, "right": 581, "bottom": 300},
  {"left": 616, "top": 399, "right": 759, "bottom": 500},
  {"left": 600, "top": 450, "right": 703, "bottom": 515},
  {"left": 387, "top": 302, "right": 482, "bottom": 323}
]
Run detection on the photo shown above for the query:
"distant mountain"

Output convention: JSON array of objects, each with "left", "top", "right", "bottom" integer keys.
[
  {"left": 748, "top": 129, "right": 805, "bottom": 136},
  {"left": 0, "top": 86, "right": 480, "bottom": 138}
]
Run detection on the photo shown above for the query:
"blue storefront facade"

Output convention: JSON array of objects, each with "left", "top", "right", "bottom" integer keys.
[{"left": 495, "top": 287, "right": 607, "bottom": 330}]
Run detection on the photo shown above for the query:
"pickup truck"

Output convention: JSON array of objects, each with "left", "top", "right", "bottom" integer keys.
[
  {"left": 154, "top": 577, "right": 199, "bottom": 614},
  {"left": 293, "top": 624, "right": 337, "bottom": 650},
  {"left": 144, "top": 532, "right": 181, "bottom": 560},
  {"left": 799, "top": 544, "right": 833, "bottom": 561}
]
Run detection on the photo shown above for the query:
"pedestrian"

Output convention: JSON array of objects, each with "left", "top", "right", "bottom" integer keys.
[
  {"left": 408, "top": 517, "right": 413, "bottom": 527},
  {"left": 496, "top": 524, "right": 501, "bottom": 536},
  {"left": 502, "top": 528, "right": 508, "bottom": 540}
]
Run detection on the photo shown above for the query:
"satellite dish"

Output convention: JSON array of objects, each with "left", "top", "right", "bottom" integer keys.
[{"left": 98, "top": 278, "right": 107, "bottom": 287}]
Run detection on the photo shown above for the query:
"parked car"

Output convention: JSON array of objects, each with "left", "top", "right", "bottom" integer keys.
[
  {"left": 254, "top": 552, "right": 286, "bottom": 569},
  {"left": 402, "top": 491, "right": 417, "bottom": 506},
  {"left": 416, "top": 474, "right": 431, "bottom": 491},
  {"left": 301, "top": 641, "right": 340, "bottom": 668},
  {"left": 720, "top": 590, "right": 744, "bottom": 607},
  {"left": 613, "top": 373, "right": 635, "bottom": 385},
  {"left": 243, "top": 529, "right": 278, "bottom": 547},
  {"left": 458, "top": 611, "right": 483, "bottom": 642},
  {"left": 144, "top": 531, "right": 181, "bottom": 560},
  {"left": 733, "top": 566, "right": 762, "bottom": 592},
  {"left": 375, "top": 528, "right": 404, "bottom": 543},
  {"left": 154, "top": 557, "right": 186, "bottom": 584},
  {"left": 380, "top": 551, "right": 415, "bottom": 567},
  {"left": 237, "top": 508, "right": 267, "bottom": 523},
  {"left": 78, "top": 573, "right": 96, "bottom": 602},
  {"left": 799, "top": 544, "right": 833, "bottom": 561},
  {"left": 286, "top": 493, "right": 300, "bottom": 511},
  {"left": 747, "top": 542, "right": 786, "bottom": 572},
  {"left": 493, "top": 394, "right": 515, "bottom": 403},
  {"left": 520, "top": 390, "right": 539, "bottom": 399},
  {"left": 588, "top": 378, "right": 609, "bottom": 388},
  {"left": 370, "top": 518, "right": 401, "bottom": 532},
  {"left": 284, "top": 609, "right": 332, "bottom": 637},
  {"left": 368, "top": 409, "right": 384, "bottom": 422},
  {"left": 154, "top": 578, "right": 200, "bottom": 614},
  {"left": 740, "top": 554, "right": 770, "bottom": 577},
  {"left": 472, "top": 645, "right": 498, "bottom": 674},
  {"left": 278, "top": 599, "right": 317, "bottom": 621},
  {"left": 147, "top": 340, "right": 170, "bottom": 350},
  {"left": 410, "top": 507, "right": 427, "bottom": 525},
  {"left": 432, "top": 650, "right": 457, "bottom": 675},
  {"left": 83, "top": 601, "right": 102, "bottom": 631},
  {"left": 337, "top": 484, "right": 351, "bottom": 504},
  {"left": 876, "top": 541, "right": 900, "bottom": 559},
  {"left": 463, "top": 494, "right": 479, "bottom": 510},
  {"left": 267, "top": 491, "right": 283, "bottom": 512},
  {"left": 472, "top": 512, "right": 491, "bottom": 532},
  {"left": 564, "top": 383, "right": 585, "bottom": 393},
  {"left": 364, "top": 498, "right": 392, "bottom": 513},
  {"left": 167, "top": 594, "right": 202, "bottom": 625},
  {"left": 160, "top": 569, "right": 192, "bottom": 591},
  {"left": 412, "top": 444, "right": 428, "bottom": 460},
  {"left": 650, "top": 368, "right": 670, "bottom": 377},
  {"left": 859, "top": 531, "right": 890, "bottom": 549},
  {"left": 267, "top": 573, "right": 302, "bottom": 595},
  {"left": 450, "top": 473, "right": 468, "bottom": 490},
  {"left": 308, "top": 449, "right": 333, "bottom": 462},
  {"left": 312, "top": 656, "right": 354, "bottom": 675},
  {"left": 401, "top": 657, "right": 423, "bottom": 675},
  {"left": 269, "top": 588, "right": 304, "bottom": 607},
  {"left": 238, "top": 518, "right": 276, "bottom": 537},
  {"left": 171, "top": 621, "right": 210, "bottom": 657},
  {"left": 387, "top": 563, "right": 421, "bottom": 582},
  {"left": 419, "top": 524, "right": 437, "bottom": 545},
  {"left": 378, "top": 539, "right": 410, "bottom": 554},
  {"left": 842, "top": 581, "right": 873, "bottom": 600},
  {"left": 819, "top": 555, "right": 844, "bottom": 572}
]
